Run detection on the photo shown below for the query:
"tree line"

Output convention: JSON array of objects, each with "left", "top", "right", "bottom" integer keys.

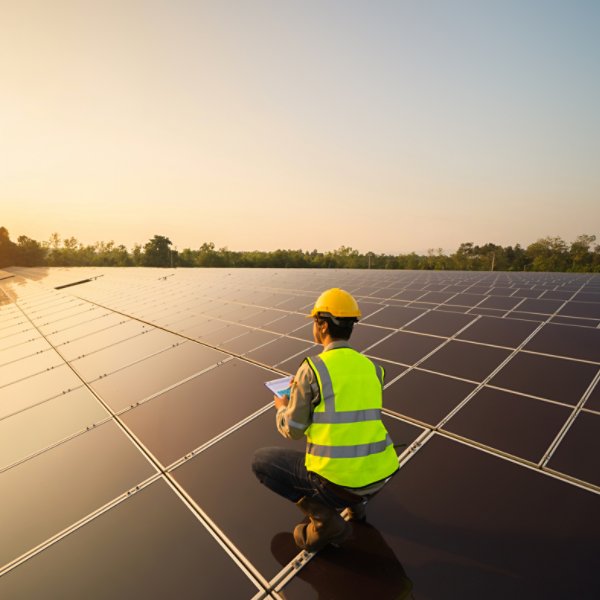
[{"left": 1, "top": 227, "right": 598, "bottom": 272}]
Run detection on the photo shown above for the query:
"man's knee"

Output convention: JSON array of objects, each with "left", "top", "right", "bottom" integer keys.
[{"left": 252, "top": 446, "right": 276, "bottom": 478}]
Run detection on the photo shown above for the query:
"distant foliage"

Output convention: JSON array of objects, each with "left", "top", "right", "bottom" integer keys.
[{"left": 0, "top": 227, "right": 599, "bottom": 272}]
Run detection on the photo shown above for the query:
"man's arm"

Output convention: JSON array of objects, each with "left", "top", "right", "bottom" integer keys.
[{"left": 275, "top": 361, "right": 319, "bottom": 440}]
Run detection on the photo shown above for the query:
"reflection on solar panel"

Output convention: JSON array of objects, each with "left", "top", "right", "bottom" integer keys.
[{"left": 1, "top": 267, "right": 599, "bottom": 599}]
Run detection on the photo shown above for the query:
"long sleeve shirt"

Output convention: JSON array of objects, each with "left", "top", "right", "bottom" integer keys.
[{"left": 276, "top": 340, "right": 351, "bottom": 439}]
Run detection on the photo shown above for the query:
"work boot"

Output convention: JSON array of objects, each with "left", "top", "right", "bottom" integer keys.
[
  {"left": 346, "top": 499, "right": 368, "bottom": 522},
  {"left": 293, "top": 496, "right": 351, "bottom": 552}
]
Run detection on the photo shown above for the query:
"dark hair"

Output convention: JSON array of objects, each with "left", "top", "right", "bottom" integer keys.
[{"left": 316, "top": 314, "right": 356, "bottom": 340}]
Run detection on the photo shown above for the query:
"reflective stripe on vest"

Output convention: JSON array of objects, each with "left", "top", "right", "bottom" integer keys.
[
  {"left": 307, "top": 434, "right": 393, "bottom": 458},
  {"left": 304, "top": 348, "right": 398, "bottom": 488}
]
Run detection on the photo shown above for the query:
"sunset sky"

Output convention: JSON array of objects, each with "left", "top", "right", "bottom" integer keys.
[{"left": 1, "top": 0, "right": 599, "bottom": 254}]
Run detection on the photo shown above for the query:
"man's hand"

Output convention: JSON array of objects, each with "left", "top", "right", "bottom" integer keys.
[{"left": 274, "top": 393, "right": 289, "bottom": 411}]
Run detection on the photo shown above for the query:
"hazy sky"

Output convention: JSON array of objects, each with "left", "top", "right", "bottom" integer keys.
[{"left": 2, "top": 0, "right": 599, "bottom": 254}]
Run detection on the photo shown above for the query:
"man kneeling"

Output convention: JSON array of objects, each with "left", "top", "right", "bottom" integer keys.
[{"left": 252, "top": 288, "right": 399, "bottom": 552}]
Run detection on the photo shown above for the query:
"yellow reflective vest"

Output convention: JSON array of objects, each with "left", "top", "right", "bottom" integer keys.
[{"left": 304, "top": 347, "right": 399, "bottom": 488}]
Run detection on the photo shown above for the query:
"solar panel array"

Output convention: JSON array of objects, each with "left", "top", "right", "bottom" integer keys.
[{"left": 1, "top": 267, "right": 599, "bottom": 599}]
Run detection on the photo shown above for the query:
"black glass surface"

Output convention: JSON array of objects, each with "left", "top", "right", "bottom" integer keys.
[
  {"left": 419, "top": 341, "right": 511, "bottom": 382},
  {"left": 456, "top": 316, "right": 539, "bottom": 348},
  {"left": 443, "top": 387, "right": 571, "bottom": 462},
  {"left": 275, "top": 345, "right": 319, "bottom": 373},
  {"left": 269, "top": 294, "right": 311, "bottom": 312},
  {"left": 362, "top": 306, "right": 425, "bottom": 329},
  {"left": 171, "top": 410, "right": 305, "bottom": 580},
  {"left": 238, "top": 308, "right": 285, "bottom": 327},
  {"left": 468, "top": 307, "right": 508, "bottom": 318},
  {"left": 58, "top": 320, "right": 149, "bottom": 361},
  {"left": 404, "top": 310, "right": 476, "bottom": 337},
  {"left": 489, "top": 352, "right": 598, "bottom": 406},
  {"left": 390, "top": 290, "right": 426, "bottom": 301},
  {"left": 559, "top": 301, "right": 600, "bottom": 320},
  {"left": 508, "top": 311, "right": 545, "bottom": 322},
  {"left": 202, "top": 323, "right": 250, "bottom": 345},
  {"left": 341, "top": 434, "right": 600, "bottom": 600},
  {"left": 550, "top": 315, "right": 600, "bottom": 328},
  {"left": 31, "top": 302, "right": 93, "bottom": 326},
  {"left": 367, "top": 331, "right": 445, "bottom": 365},
  {"left": 274, "top": 523, "right": 414, "bottom": 599},
  {"left": 90, "top": 343, "right": 227, "bottom": 412},
  {"left": 0, "top": 421, "right": 156, "bottom": 568},
  {"left": 417, "top": 291, "right": 456, "bottom": 304},
  {"left": 572, "top": 291, "right": 600, "bottom": 303},
  {"left": 524, "top": 323, "right": 600, "bottom": 362},
  {"left": 0, "top": 365, "right": 84, "bottom": 420},
  {"left": 0, "top": 348, "right": 63, "bottom": 387},
  {"left": 0, "top": 319, "right": 33, "bottom": 340},
  {"left": 354, "top": 300, "right": 385, "bottom": 318},
  {"left": 385, "top": 369, "right": 476, "bottom": 425},
  {"left": 0, "top": 328, "right": 38, "bottom": 350},
  {"left": 434, "top": 304, "right": 470, "bottom": 314},
  {"left": 46, "top": 313, "right": 127, "bottom": 345},
  {"left": 547, "top": 411, "right": 600, "bottom": 487},
  {"left": 478, "top": 296, "right": 523, "bottom": 310},
  {"left": 0, "top": 335, "right": 49, "bottom": 365},
  {"left": 181, "top": 317, "right": 229, "bottom": 340},
  {"left": 348, "top": 323, "right": 390, "bottom": 352},
  {"left": 0, "top": 479, "right": 258, "bottom": 598},
  {"left": 511, "top": 289, "right": 545, "bottom": 299},
  {"left": 381, "top": 413, "right": 425, "bottom": 450},
  {"left": 373, "top": 358, "right": 407, "bottom": 383},
  {"left": 39, "top": 308, "right": 112, "bottom": 335},
  {"left": 584, "top": 380, "right": 600, "bottom": 412},
  {"left": 245, "top": 336, "right": 312, "bottom": 366},
  {"left": 121, "top": 359, "right": 274, "bottom": 466},
  {"left": 444, "top": 293, "right": 484, "bottom": 307},
  {"left": 220, "top": 330, "right": 279, "bottom": 355},
  {"left": 263, "top": 312, "right": 309, "bottom": 334},
  {"left": 489, "top": 287, "right": 517, "bottom": 296},
  {"left": 71, "top": 330, "right": 183, "bottom": 382},
  {"left": 221, "top": 305, "right": 264, "bottom": 323},
  {"left": 287, "top": 321, "right": 313, "bottom": 342},
  {"left": 540, "top": 290, "right": 574, "bottom": 301}
]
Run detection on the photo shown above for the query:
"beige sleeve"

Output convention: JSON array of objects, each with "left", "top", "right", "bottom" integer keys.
[{"left": 276, "top": 360, "right": 321, "bottom": 440}]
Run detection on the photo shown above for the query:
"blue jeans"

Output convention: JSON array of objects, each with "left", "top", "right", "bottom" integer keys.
[{"left": 252, "top": 447, "right": 365, "bottom": 511}]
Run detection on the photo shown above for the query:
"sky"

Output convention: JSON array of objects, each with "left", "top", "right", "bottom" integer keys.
[{"left": 1, "top": 0, "right": 599, "bottom": 254}]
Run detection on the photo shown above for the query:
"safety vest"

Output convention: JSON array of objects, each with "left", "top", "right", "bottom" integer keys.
[{"left": 304, "top": 347, "right": 399, "bottom": 488}]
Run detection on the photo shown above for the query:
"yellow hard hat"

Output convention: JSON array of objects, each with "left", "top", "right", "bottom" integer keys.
[{"left": 309, "top": 288, "right": 362, "bottom": 319}]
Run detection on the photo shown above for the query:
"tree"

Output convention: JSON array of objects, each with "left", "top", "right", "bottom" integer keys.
[
  {"left": 526, "top": 236, "right": 569, "bottom": 272},
  {"left": 569, "top": 234, "right": 596, "bottom": 272},
  {"left": 142, "top": 235, "right": 173, "bottom": 267},
  {"left": 0, "top": 227, "right": 17, "bottom": 268},
  {"left": 15, "top": 236, "right": 46, "bottom": 266}
]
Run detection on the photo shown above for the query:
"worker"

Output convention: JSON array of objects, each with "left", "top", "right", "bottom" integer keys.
[{"left": 252, "top": 288, "right": 399, "bottom": 552}]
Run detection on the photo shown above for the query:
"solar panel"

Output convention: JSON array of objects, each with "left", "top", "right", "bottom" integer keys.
[{"left": 1, "top": 267, "right": 599, "bottom": 598}]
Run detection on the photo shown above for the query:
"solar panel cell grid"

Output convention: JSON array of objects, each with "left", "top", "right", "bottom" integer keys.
[
  {"left": 0, "top": 479, "right": 261, "bottom": 599},
  {"left": 385, "top": 369, "right": 476, "bottom": 425},
  {"left": 584, "top": 380, "right": 600, "bottom": 412},
  {"left": 489, "top": 352, "right": 598, "bottom": 405},
  {"left": 1, "top": 268, "right": 599, "bottom": 598},
  {"left": 442, "top": 387, "right": 572, "bottom": 462},
  {"left": 546, "top": 410, "right": 600, "bottom": 487},
  {"left": 0, "top": 420, "right": 157, "bottom": 567},
  {"left": 367, "top": 330, "right": 445, "bottom": 365},
  {"left": 419, "top": 340, "right": 512, "bottom": 382}
]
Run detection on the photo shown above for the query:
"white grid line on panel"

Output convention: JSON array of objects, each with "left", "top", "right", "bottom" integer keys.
[
  {"left": 3, "top": 298, "right": 272, "bottom": 592},
  {"left": 539, "top": 368, "right": 600, "bottom": 469}
]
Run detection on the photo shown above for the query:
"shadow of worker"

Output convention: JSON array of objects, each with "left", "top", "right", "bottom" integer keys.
[{"left": 271, "top": 521, "right": 414, "bottom": 600}]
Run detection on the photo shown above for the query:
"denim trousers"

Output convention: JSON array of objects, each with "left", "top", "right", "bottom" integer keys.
[{"left": 252, "top": 447, "right": 365, "bottom": 511}]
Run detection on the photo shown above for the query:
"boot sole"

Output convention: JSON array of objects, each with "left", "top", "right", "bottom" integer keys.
[{"left": 293, "top": 523, "right": 351, "bottom": 552}]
